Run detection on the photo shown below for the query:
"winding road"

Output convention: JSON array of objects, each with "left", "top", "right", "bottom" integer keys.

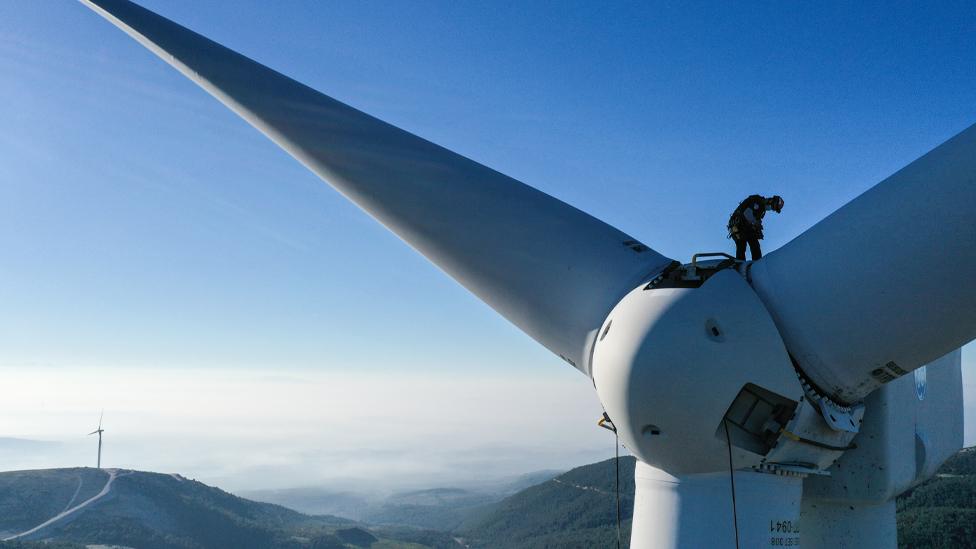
[
  {"left": 552, "top": 477, "right": 613, "bottom": 495},
  {"left": 3, "top": 468, "right": 127, "bottom": 541}
]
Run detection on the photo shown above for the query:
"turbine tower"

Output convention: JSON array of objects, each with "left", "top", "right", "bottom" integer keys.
[
  {"left": 74, "top": 1, "right": 975, "bottom": 547},
  {"left": 88, "top": 411, "right": 104, "bottom": 469}
]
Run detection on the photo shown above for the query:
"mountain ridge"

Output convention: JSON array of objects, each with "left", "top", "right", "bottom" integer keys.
[
  {"left": 1, "top": 448, "right": 973, "bottom": 548},
  {"left": 456, "top": 447, "right": 976, "bottom": 548},
  {"left": 242, "top": 469, "right": 564, "bottom": 531},
  {"left": 0, "top": 467, "right": 454, "bottom": 549}
]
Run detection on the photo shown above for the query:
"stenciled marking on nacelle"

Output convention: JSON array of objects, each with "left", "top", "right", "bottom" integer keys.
[{"left": 914, "top": 365, "right": 927, "bottom": 401}]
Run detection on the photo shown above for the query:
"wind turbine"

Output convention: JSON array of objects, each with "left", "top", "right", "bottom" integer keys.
[
  {"left": 74, "top": 1, "right": 975, "bottom": 547},
  {"left": 88, "top": 411, "right": 104, "bottom": 469}
]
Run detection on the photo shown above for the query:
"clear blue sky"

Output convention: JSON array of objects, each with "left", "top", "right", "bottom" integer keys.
[
  {"left": 0, "top": 1, "right": 973, "bottom": 483},
  {"left": 2, "top": 0, "right": 973, "bottom": 372}
]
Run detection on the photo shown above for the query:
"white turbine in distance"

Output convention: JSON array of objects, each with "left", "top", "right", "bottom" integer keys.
[
  {"left": 88, "top": 411, "right": 104, "bottom": 470},
  {"left": 74, "top": 1, "right": 975, "bottom": 548}
]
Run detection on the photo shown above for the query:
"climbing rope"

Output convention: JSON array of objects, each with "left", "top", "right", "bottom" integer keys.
[
  {"left": 724, "top": 420, "right": 741, "bottom": 549},
  {"left": 598, "top": 412, "right": 622, "bottom": 549}
]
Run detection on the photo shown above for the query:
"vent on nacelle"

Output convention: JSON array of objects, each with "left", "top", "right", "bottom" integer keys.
[{"left": 720, "top": 383, "right": 797, "bottom": 456}]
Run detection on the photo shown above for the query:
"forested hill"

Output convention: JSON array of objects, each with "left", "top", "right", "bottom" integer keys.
[
  {"left": 0, "top": 447, "right": 973, "bottom": 549},
  {"left": 458, "top": 448, "right": 976, "bottom": 549},
  {"left": 897, "top": 446, "right": 976, "bottom": 547},
  {"left": 458, "top": 456, "right": 636, "bottom": 548},
  {"left": 0, "top": 468, "right": 459, "bottom": 549}
]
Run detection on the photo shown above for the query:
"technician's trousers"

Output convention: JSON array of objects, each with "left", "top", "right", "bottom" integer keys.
[{"left": 734, "top": 237, "right": 762, "bottom": 261}]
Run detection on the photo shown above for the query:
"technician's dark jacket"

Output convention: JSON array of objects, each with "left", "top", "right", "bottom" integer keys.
[{"left": 728, "top": 194, "right": 768, "bottom": 240}]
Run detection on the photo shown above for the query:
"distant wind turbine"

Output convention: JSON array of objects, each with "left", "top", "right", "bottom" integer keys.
[{"left": 88, "top": 411, "right": 104, "bottom": 469}]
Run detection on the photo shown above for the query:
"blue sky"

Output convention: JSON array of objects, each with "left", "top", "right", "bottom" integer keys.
[{"left": 0, "top": 1, "right": 973, "bottom": 487}]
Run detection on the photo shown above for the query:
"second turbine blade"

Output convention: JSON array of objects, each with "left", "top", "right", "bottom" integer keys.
[{"left": 750, "top": 123, "right": 976, "bottom": 403}]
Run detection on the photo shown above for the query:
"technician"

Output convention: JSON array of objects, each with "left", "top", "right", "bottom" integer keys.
[{"left": 727, "top": 195, "right": 784, "bottom": 260}]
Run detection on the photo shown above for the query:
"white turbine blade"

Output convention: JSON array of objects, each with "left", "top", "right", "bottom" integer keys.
[
  {"left": 98, "top": 410, "right": 103, "bottom": 429},
  {"left": 88, "top": 430, "right": 99, "bottom": 436},
  {"left": 78, "top": 0, "right": 673, "bottom": 374},
  {"left": 750, "top": 123, "right": 976, "bottom": 402}
]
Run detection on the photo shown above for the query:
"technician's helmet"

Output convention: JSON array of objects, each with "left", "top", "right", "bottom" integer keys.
[{"left": 769, "top": 195, "right": 785, "bottom": 213}]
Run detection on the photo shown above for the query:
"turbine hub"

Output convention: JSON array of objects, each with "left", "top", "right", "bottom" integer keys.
[{"left": 592, "top": 269, "right": 805, "bottom": 474}]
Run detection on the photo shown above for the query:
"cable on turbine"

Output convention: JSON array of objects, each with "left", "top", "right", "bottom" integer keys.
[
  {"left": 598, "top": 413, "right": 621, "bottom": 549},
  {"left": 724, "top": 420, "right": 741, "bottom": 549},
  {"left": 778, "top": 428, "right": 858, "bottom": 452}
]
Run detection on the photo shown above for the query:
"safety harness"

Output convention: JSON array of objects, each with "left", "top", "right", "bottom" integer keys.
[{"left": 727, "top": 194, "right": 767, "bottom": 240}]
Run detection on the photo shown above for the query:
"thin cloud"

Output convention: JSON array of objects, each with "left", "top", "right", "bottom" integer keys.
[{"left": 0, "top": 365, "right": 610, "bottom": 491}]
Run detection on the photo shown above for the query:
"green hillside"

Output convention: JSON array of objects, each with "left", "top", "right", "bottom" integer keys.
[
  {"left": 458, "top": 457, "right": 635, "bottom": 548},
  {"left": 243, "top": 470, "right": 563, "bottom": 531},
  {"left": 364, "top": 488, "right": 498, "bottom": 531},
  {"left": 0, "top": 468, "right": 107, "bottom": 535},
  {"left": 1, "top": 448, "right": 973, "bottom": 549},
  {"left": 0, "top": 542, "right": 86, "bottom": 549},
  {"left": 0, "top": 468, "right": 456, "bottom": 549},
  {"left": 458, "top": 448, "right": 976, "bottom": 549},
  {"left": 897, "top": 447, "right": 976, "bottom": 548}
]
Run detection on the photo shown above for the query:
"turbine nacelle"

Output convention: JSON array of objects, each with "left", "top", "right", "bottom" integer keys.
[{"left": 593, "top": 267, "right": 806, "bottom": 474}]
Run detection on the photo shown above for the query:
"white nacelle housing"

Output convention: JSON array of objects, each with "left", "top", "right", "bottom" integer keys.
[
  {"left": 798, "top": 350, "right": 963, "bottom": 549},
  {"left": 804, "top": 349, "right": 963, "bottom": 504},
  {"left": 592, "top": 270, "right": 804, "bottom": 474}
]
